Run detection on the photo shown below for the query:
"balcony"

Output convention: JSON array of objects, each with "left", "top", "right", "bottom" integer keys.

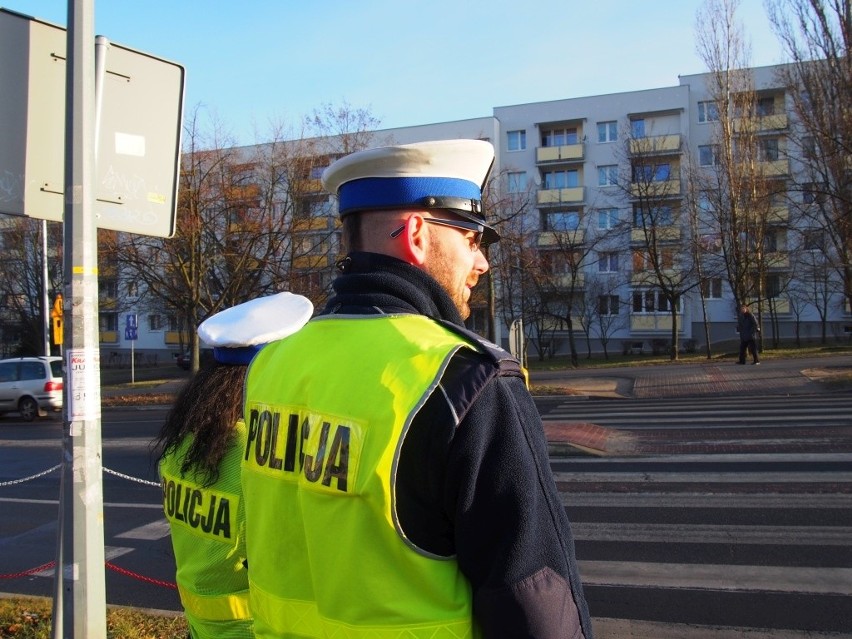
[
  {"left": 293, "top": 216, "right": 330, "bottom": 232},
  {"left": 631, "top": 269, "right": 679, "bottom": 285},
  {"left": 99, "top": 331, "right": 119, "bottom": 343},
  {"left": 548, "top": 273, "right": 585, "bottom": 290},
  {"left": 766, "top": 297, "right": 790, "bottom": 314},
  {"left": 734, "top": 113, "right": 788, "bottom": 132},
  {"left": 758, "top": 159, "right": 789, "bottom": 177},
  {"left": 538, "top": 230, "right": 585, "bottom": 247},
  {"left": 541, "top": 317, "right": 584, "bottom": 332},
  {"left": 630, "top": 314, "right": 681, "bottom": 332},
  {"left": 631, "top": 226, "right": 681, "bottom": 243},
  {"left": 164, "top": 331, "right": 190, "bottom": 345},
  {"left": 537, "top": 187, "right": 584, "bottom": 206},
  {"left": 293, "top": 254, "right": 332, "bottom": 270},
  {"left": 536, "top": 144, "right": 584, "bottom": 164},
  {"left": 765, "top": 252, "right": 789, "bottom": 269},
  {"left": 629, "top": 134, "right": 682, "bottom": 156},
  {"left": 767, "top": 206, "right": 788, "bottom": 224},
  {"left": 630, "top": 179, "right": 680, "bottom": 198}
]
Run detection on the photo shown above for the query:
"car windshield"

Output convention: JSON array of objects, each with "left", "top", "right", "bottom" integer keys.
[{"left": 50, "top": 360, "right": 63, "bottom": 378}]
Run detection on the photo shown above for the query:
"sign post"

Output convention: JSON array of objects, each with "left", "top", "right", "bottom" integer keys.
[{"left": 124, "top": 313, "right": 138, "bottom": 384}]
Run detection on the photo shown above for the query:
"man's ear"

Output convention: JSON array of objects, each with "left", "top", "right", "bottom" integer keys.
[{"left": 398, "top": 214, "right": 428, "bottom": 266}]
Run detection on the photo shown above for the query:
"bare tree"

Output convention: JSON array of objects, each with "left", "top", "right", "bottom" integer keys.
[
  {"left": 0, "top": 216, "right": 63, "bottom": 356},
  {"left": 695, "top": 0, "right": 789, "bottom": 350},
  {"left": 766, "top": 0, "right": 852, "bottom": 321}
]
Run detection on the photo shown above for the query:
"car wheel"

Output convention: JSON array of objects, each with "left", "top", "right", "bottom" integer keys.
[{"left": 19, "top": 397, "right": 39, "bottom": 422}]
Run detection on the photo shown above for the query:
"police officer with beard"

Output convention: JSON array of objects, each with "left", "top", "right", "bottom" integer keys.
[{"left": 241, "top": 140, "right": 592, "bottom": 638}]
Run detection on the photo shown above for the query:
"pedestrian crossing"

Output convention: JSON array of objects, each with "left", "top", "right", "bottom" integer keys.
[{"left": 547, "top": 394, "right": 852, "bottom": 637}]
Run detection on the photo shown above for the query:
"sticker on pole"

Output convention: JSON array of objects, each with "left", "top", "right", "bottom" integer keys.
[{"left": 66, "top": 348, "right": 102, "bottom": 423}]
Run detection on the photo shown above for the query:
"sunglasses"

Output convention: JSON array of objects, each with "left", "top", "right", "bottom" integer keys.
[{"left": 390, "top": 217, "right": 486, "bottom": 252}]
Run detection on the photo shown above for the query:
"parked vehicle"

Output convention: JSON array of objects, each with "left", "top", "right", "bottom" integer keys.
[
  {"left": 175, "top": 349, "right": 213, "bottom": 371},
  {"left": 0, "top": 356, "right": 63, "bottom": 421}
]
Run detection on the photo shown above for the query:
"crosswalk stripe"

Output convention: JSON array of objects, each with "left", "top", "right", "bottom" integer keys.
[
  {"left": 554, "top": 471, "right": 852, "bottom": 483},
  {"left": 570, "top": 522, "right": 852, "bottom": 545},
  {"left": 591, "top": 617, "right": 852, "bottom": 639},
  {"left": 562, "top": 492, "right": 852, "bottom": 508},
  {"left": 578, "top": 560, "right": 852, "bottom": 595}
]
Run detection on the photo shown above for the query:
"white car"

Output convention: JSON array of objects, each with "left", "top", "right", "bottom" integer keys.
[{"left": 0, "top": 356, "right": 63, "bottom": 421}]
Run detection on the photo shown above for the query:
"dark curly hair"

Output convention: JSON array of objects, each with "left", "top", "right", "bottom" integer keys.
[{"left": 153, "top": 361, "right": 247, "bottom": 487}]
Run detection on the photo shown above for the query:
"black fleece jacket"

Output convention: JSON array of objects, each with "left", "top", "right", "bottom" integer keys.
[{"left": 323, "top": 252, "right": 592, "bottom": 639}]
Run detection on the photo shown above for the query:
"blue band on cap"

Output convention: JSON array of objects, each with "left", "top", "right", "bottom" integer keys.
[
  {"left": 338, "top": 177, "right": 480, "bottom": 214},
  {"left": 214, "top": 345, "right": 264, "bottom": 366}
]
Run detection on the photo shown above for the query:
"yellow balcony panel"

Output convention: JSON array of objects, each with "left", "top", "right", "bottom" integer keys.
[
  {"left": 293, "top": 217, "right": 330, "bottom": 232},
  {"left": 759, "top": 159, "right": 789, "bottom": 177},
  {"left": 553, "top": 273, "right": 585, "bottom": 289},
  {"left": 630, "top": 226, "right": 681, "bottom": 243},
  {"left": 759, "top": 113, "right": 788, "bottom": 130},
  {"left": 631, "top": 269, "right": 678, "bottom": 285},
  {"left": 537, "top": 230, "right": 585, "bottom": 247},
  {"left": 537, "top": 187, "right": 585, "bottom": 205},
  {"left": 542, "top": 317, "right": 584, "bottom": 332},
  {"left": 767, "top": 206, "right": 789, "bottom": 224},
  {"left": 629, "top": 134, "right": 681, "bottom": 155},
  {"left": 164, "top": 331, "right": 191, "bottom": 345},
  {"left": 536, "top": 144, "right": 584, "bottom": 163},
  {"left": 293, "top": 255, "right": 331, "bottom": 270},
  {"left": 225, "top": 183, "right": 261, "bottom": 201},
  {"left": 766, "top": 297, "right": 790, "bottom": 314},
  {"left": 766, "top": 252, "right": 789, "bottom": 269},
  {"left": 99, "top": 331, "right": 119, "bottom": 343},
  {"left": 630, "top": 179, "right": 680, "bottom": 198},
  {"left": 630, "top": 314, "right": 673, "bottom": 332}
]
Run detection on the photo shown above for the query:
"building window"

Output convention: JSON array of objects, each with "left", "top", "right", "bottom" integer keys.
[
  {"left": 543, "top": 210, "right": 581, "bottom": 231},
  {"left": 598, "top": 251, "right": 619, "bottom": 273},
  {"left": 698, "top": 100, "right": 719, "bottom": 123},
  {"left": 542, "top": 127, "right": 578, "bottom": 146},
  {"left": 127, "top": 281, "right": 139, "bottom": 298},
  {"left": 632, "top": 162, "right": 671, "bottom": 182},
  {"left": 803, "top": 229, "right": 824, "bottom": 251},
  {"left": 543, "top": 169, "right": 579, "bottom": 189},
  {"left": 597, "top": 121, "right": 617, "bottom": 143},
  {"left": 803, "top": 182, "right": 825, "bottom": 205},
  {"left": 100, "top": 279, "right": 117, "bottom": 298},
  {"left": 507, "top": 171, "right": 527, "bottom": 193},
  {"left": 598, "top": 295, "right": 620, "bottom": 316},
  {"left": 701, "top": 277, "right": 724, "bottom": 299},
  {"left": 698, "top": 144, "right": 719, "bottom": 166},
  {"left": 756, "top": 96, "right": 776, "bottom": 116},
  {"left": 633, "top": 248, "right": 675, "bottom": 271},
  {"left": 507, "top": 130, "right": 526, "bottom": 151},
  {"left": 759, "top": 138, "right": 780, "bottom": 162},
  {"left": 148, "top": 314, "right": 163, "bottom": 331},
  {"left": 633, "top": 205, "right": 674, "bottom": 227},
  {"left": 631, "top": 118, "right": 645, "bottom": 138},
  {"left": 597, "top": 208, "right": 618, "bottom": 230},
  {"left": 99, "top": 312, "right": 117, "bottom": 332},
  {"left": 597, "top": 165, "right": 618, "bottom": 186},
  {"left": 541, "top": 250, "right": 580, "bottom": 275},
  {"left": 632, "top": 289, "right": 681, "bottom": 314},
  {"left": 167, "top": 314, "right": 179, "bottom": 331},
  {"left": 766, "top": 274, "right": 784, "bottom": 298}
]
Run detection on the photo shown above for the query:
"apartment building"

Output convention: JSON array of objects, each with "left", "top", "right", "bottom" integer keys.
[{"left": 15, "top": 62, "right": 842, "bottom": 361}]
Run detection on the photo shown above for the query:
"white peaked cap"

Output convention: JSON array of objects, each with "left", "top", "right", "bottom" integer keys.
[
  {"left": 198, "top": 292, "right": 314, "bottom": 348},
  {"left": 321, "top": 139, "right": 500, "bottom": 245}
]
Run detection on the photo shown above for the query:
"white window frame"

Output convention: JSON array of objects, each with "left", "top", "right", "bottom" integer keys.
[
  {"left": 597, "top": 121, "right": 617, "bottom": 143},
  {"left": 598, "top": 251, "right": 619, "bottom": 273},
  {"left": 597, "top": 208, "right": 618, "bottom": 230},
  {"left": 597, "top": 165, "right": 618, "bottom": 186},
  {"left": 698, "top": 100, "right": 719, "bottom": 123},
  {"left": 507, "top": 130, "right": 526, "bottom": 152}
]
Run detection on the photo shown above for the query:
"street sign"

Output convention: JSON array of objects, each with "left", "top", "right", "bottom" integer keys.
[
  {"left": 0, "top": 8, "right": 185, "bottom": 238},
  {"left": 124, "top": 313, "right": 138, "bottom": 341}
]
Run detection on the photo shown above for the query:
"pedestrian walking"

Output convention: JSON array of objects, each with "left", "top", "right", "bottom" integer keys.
[{"left": 738, "top": 303, "right": 761, "bottom": 365}]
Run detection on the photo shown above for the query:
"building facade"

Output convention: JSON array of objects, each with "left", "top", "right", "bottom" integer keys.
[{"left": 10, "top": 63, "right": 843, "bottom": 361}]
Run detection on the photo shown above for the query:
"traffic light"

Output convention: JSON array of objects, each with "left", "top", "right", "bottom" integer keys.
[{"left": 51, "top": 294, "right": 63, "bottom": 346}]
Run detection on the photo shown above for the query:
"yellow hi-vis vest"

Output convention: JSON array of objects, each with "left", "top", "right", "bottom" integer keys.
[
  {"left": 160, "top": 421, "right": 253, "bottom": 639},
  {"left": 242, "top": 314, "right": 482, "bottom": 639}
]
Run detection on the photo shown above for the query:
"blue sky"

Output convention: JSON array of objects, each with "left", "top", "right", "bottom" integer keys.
[{"left": 4, "top": 1, "right": 785, "bottom": 146}]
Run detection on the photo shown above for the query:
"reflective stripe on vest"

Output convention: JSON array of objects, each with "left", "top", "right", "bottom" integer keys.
[
  {"left": 178, "top": 584, "right": 251, "bottom": 621},
  {"left": 243, "top": 314, "right": 481, "bottom": 638}
]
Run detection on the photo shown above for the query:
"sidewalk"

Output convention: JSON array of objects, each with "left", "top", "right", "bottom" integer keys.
[{"left": 533, "top": 353, "right": 852, "bottom": 457}]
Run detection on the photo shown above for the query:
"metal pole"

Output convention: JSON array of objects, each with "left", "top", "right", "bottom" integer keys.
[
  {"left": 52, "top": 0, "right": 107, "bottom": 636},
  {"left": 42, "top": 219, "right": 51, "bottom": 357}
]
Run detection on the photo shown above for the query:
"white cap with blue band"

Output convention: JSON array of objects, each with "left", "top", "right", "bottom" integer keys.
[
  {"left": 322, "top": 139, "right": 500, "bottom": 246},
  {"left": 197, "top": 292, "right": 314, "bottom": 365}
]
